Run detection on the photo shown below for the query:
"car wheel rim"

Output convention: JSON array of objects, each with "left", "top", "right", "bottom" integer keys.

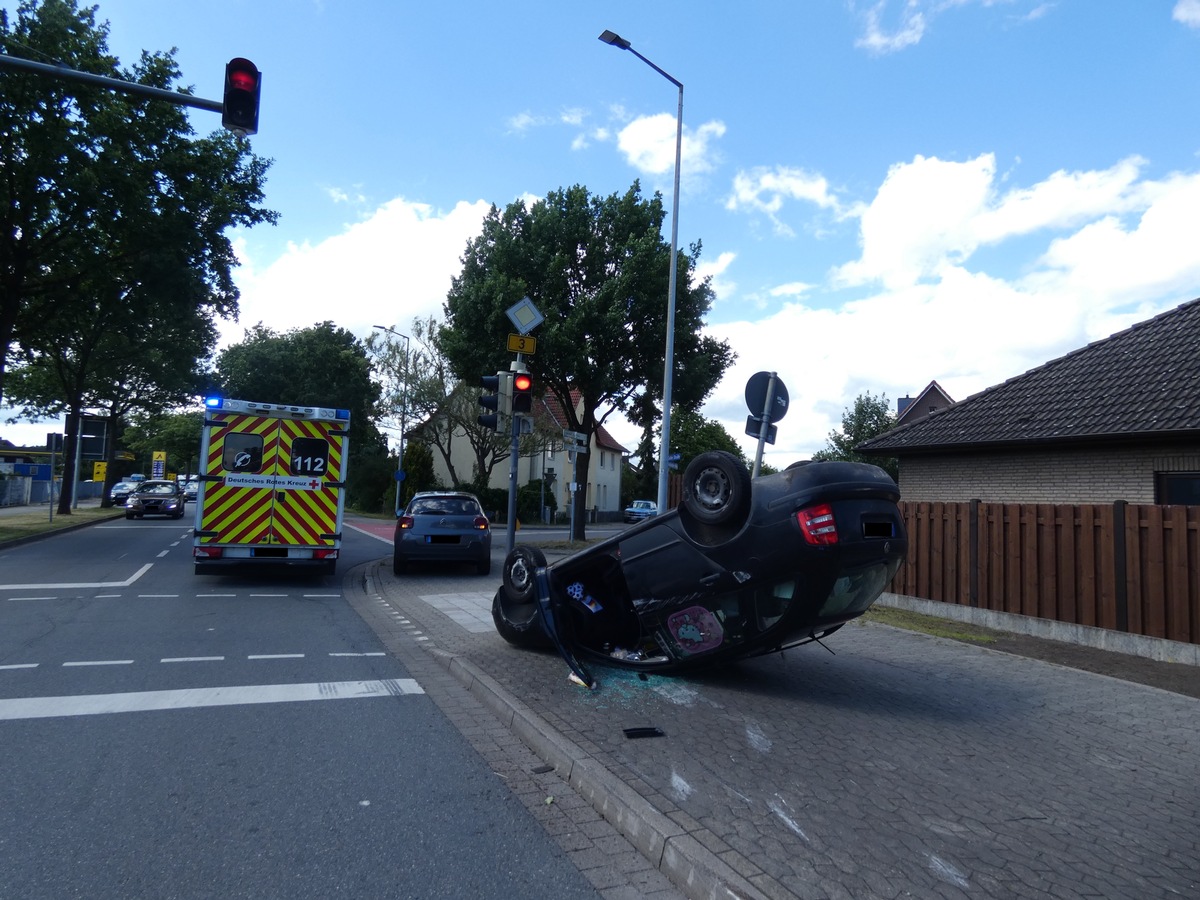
[
  {"left": 693, "top": 466, "right": 731, "bottom": 511},
  {"left": 508, "top": 557, "right": 533, "bottom": 593}
]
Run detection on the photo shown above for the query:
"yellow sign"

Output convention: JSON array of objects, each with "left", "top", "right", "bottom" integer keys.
[
  {"left": 93, "top": 461, "right": 108, "bottom": 482},
  {"left": 507, "top": 333, "right": 537, "bottom": 354}
]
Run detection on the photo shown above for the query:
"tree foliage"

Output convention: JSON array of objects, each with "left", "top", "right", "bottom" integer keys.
[
  {"left": 812, "top": 392, "right": 899, "bottom": 481},
  {"left": 441, "top": 182, "right": 734, "bottom": 537},
  {"left": 0, "top": 0, "right": 275, "bottom": 512},
  {"left": 367, "top": 316, "right": 511, "bottom": 491},
  {"left": 215, "top": 322, "right": 390, "bottom": 509}
]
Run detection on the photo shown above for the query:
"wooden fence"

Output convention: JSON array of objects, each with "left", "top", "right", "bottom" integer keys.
[{"left": 890, "top": 501, "right": 1200, "bottom": 647}]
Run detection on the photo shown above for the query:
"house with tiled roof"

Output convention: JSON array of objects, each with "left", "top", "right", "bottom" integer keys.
[
  {"left": 896, "top": 380, "right": 955, "bottom": 427},
  {"left": 858, "top": 297, "right": 1200, "bottom": 504}
]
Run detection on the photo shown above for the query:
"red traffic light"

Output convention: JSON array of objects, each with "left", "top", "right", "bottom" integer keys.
[
  {"left": 512, "top": 372, "right": 533, "bottom": 414},
  {"left": 222, "top": 57, "right": 261, "bottom": 136}
]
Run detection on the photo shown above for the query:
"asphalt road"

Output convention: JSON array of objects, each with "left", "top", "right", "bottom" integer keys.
[{"left": 0, "top": 519, "right": 610, "bottom": 900}]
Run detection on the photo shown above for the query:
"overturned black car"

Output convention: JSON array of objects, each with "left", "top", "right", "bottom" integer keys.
[{"left": 492, "top": 452, "right": 907, "bottom": 686}]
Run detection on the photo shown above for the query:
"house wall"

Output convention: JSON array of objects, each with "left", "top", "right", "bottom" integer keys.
[
  {"left": 428, "top": 428, "right": 623, "bottom": 515},
  {"left": 897, "top": 442, "right": 1200, "bottom": 503}
]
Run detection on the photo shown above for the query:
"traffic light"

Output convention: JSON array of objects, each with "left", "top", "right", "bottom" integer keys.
[
  {"left": 512, "top": 372, "right": 533, "bottom": 414},
  {"left": 478, "top": 374, "right": 501, "bottom": 432},
  {"left": 222, "top": 58, "right": 261, "bottom": 135}
]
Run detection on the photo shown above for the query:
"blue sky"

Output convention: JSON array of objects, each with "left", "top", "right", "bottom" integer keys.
[{"left": 4, "top": 0, "right": 1200, "bottom": 469}]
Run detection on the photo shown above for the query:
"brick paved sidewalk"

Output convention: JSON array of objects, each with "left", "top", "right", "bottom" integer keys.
[{"left": 347, "top": 548, "right": 1198, "bottom": 900}]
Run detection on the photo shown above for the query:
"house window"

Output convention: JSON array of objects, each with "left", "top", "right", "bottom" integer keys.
[{"left": 1155, "top": 473, "right": 1200, "bottom": 505}]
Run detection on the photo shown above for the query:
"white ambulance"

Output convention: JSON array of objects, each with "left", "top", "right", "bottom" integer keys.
[{"left": 193, "top": 397, "right": 350, "bottom": 576}]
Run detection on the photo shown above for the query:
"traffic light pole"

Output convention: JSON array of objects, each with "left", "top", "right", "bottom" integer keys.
[
  {"left": 505, "top": 405, "right": 520, "bottom": 555},
  {"left": 0, "top": 53, "right": 222, "bottom": 113}
]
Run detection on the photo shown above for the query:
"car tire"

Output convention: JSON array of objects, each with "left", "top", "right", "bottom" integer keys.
[
  {"left": 682, "top": 451, "right": 751, "bottom": 527},
  {"left": 476, "top": 555, "right": 492, "bottom": 576},
  {"left": 786, "top": 460, "right": 814, "bottom": 470},
  {"left": 491, "top": 587, "right": 552, "bottom": 649},
  {"left": 125, "top": 511, "right": 134, "bottom": 520},
  {"left": 502, "top": 545, "right": 546, "bottom": 604},
  {"left": 392, "top": 551, "right": 407, "bottom": 576}
]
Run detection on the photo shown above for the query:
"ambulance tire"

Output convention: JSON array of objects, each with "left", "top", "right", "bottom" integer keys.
[{"left": 323, "top": 559, "right": 337, "bottom": 576}]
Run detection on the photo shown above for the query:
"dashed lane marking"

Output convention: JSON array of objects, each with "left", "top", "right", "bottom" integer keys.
[{"left": 0, "top": 679, "right": 424, "bottom": 721}]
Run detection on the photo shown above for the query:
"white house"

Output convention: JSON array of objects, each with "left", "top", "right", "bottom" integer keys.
[{"left": 424, "top": 389, "right": 628, "bottom": 522}]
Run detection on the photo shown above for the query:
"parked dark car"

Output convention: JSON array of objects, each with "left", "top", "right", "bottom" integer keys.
[
  {"left": 623, "top": 499, "right": 657, "bottom": 523},
  {"left": 394, "top": 491, "right": 492, "bottom": 575},
  {"left": 492, "top": 452, "right": 907, "bottom": 686},
  {"left": 109, "top": 480, "right": 139, "bottom": 504},
  {"left": 125, "top": 479, "right": 187, "bottom": 520}
]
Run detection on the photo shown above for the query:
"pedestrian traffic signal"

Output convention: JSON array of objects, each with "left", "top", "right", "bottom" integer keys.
[
  {"left": 512, "top": 372, "right": 533, "bottom": 414},
  {"left": 478, "top": 374, "right": 501, "bottom": 432},
  {"left": 222, "top": 57, "right": 260, "bottom": 135}
]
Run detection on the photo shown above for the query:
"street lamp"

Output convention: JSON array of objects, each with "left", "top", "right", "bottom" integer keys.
[
  {"left": 599, "top": 29, "right": 682, "bottom": 515},
  {"left": 372, "top": 324, "right": 411, "bottom": 515}
]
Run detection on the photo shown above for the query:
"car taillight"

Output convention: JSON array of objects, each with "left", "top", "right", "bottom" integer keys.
[
  {"left": 398, "top": 516, "right": 414, "bottom": 530},
  {"left": 797, "top": 503, "right": 838, "bottom": 545},
  {"left": 473, "top": 516, "right": 489, "bottom": 531}
]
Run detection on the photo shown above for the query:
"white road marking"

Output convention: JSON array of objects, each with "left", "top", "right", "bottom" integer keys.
[
  {"left": 138, "top": 594, "right": 178, "bottom": 598},
  {"left": 63, "top": 660, "right": 134, "bottom": 667},
  {"left": 345, "top": 522, "right": 393, "bottom": 544},
  {"left": 5, "top": 596, "right": 55, "bottom": 602},
  {"left": 328, "top": 652, "right": 386, "bottom": 657},
  {"left": 161, "top": 656, "right": 225, "bottom": 663},
  {"left": 249, "top": 594, "right": 287, "bottom": 598},
  {"left": 0, "top": 663, "right": 38, "bottom": 670},
  {"left": 156, "top": 551, "right": 169, "bottom": 558},
  {"left": 0, "top": 563, "right": 153, "bottom": 592},
  {"left": 196, "top": 593, "right": 236, "bottom": 597},
  {"left": 248, "top": 654, "right": 305, "bottom": 659},
  {"left": 0, "top": 679, "right": 424, "bottom": 721}
]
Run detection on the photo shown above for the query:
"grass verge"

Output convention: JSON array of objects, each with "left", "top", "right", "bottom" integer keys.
[
  {"left": 0, "top": 506, "right": 125, "bottom": 545},
  {"left": 861, "top": 605, "right": 998, "bottom": 644}
]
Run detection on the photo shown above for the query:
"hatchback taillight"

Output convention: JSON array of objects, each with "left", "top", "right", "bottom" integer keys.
[
  {"left": 473, "top": 516, "right": 489, "bottom": 531},
  {"left": 398, "top": 516, "right": 414, "bottom": 530},
  {"left": 797, "top": 503, "right": 838, "bottom": 545}
]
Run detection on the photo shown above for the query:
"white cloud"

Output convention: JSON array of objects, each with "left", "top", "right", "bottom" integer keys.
[
  {"left": 855, "top": 0, "right": 929, "bottom": 54},
  {"left": 833, "top": 153, "right": 1157, "bottom": 290},
  {"left": 726, "top": 166, "right": 844, "bottom": 236},
  {"left": 693, "top": 251, "right": 737, "bottom": 303},
  {"left": 227, "top": 198, "right": 490, "bottom": 347},
  {"left": 614, "top": 114, "right": 726, "bottom": 185},
  {"left": 1174, "top": 0, "right": 1200, "bottom": 27},
  {"left": 703, "top": 161, "right": 1200, "bottom": 467}
]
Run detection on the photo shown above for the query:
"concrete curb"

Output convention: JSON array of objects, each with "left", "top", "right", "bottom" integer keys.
[
  {"left": 367, "top": 564, "right": 768, "bottom": 900},
  {"left": 878, "top": 592, "right": 1200, "bottom": 667}
]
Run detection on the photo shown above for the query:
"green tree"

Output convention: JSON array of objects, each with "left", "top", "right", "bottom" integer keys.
[
  {"left": 441, "top": 182, "right": 733, "bottom": 539},
  {"left": 666, "top": 407, "right": 747, "bottom": 471},
  {"left": 215, "top": 322, "right": 390, "bottom": 509},
  {"left": 368, "top": 316, "right": 510, "bottom": 491},
  {"left": 812, "top": 392, "right": 899, "bottom": 481},
  {"left": 0, "top": 0, "right": 275, "bottom": 513},
  {"left": 122, "top": 410, "right": 204, "bottom": 477}
]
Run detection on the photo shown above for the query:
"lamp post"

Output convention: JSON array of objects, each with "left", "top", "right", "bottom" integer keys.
[
  {"left": 599, "top": 29, "right": 682, "bottom": 515},
  {"left": 372, "top": 325, "right": 411, "bottom": 515}
]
